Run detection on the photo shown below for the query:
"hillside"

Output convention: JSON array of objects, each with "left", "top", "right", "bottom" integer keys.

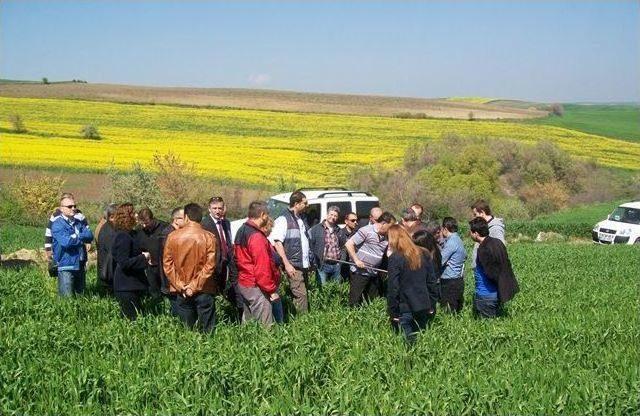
[
  {"left": 1, "top": 97, "right": 638, "bottom": 187},
  {"left": 527, "top": 104, "right": 640, "bottom": 142},
  {"left": 0, "top": 82, "right": 547, "bottom": 120}
]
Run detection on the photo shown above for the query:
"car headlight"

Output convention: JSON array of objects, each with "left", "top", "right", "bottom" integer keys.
[
  {"left": 619, "top": 228, "right": 632, "bottom": 236},
  {"left": 592, "top": 224, "right": 599, "bottom": 232}
]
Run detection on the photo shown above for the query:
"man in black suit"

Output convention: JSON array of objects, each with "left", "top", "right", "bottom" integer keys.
[{"left": 201, "top": 196, "right": 241, "bottom": 321}]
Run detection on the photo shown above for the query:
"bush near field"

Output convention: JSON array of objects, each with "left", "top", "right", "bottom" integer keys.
[{"left": 349, "top": 134, "right": 638, "bottom": 221}]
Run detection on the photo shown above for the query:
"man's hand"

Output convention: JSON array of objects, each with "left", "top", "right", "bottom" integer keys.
[
  {"left": 184, "top": 286, "right": 194, "bottom": 298},
  {"left": 355, "top": 259, "right": 365, "bottom": 269},
  {"left": 85, "top": 243, "right": 92, "bottom": 253},
  {"left": 284, "top": 262, "right": 296, "bottom": 278},
  {"left": 269, "top": 292, "right": 280, "bottom": 302}
]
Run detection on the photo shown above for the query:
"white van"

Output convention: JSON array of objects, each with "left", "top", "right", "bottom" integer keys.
[
  {"left": 592, "top": 201, "right": 640, "bottom": 245},
  {"left": 230, "top": 188, "right": 380, "bottom": 239}
]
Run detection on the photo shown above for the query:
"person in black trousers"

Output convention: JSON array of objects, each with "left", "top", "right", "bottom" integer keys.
[
  {"left": 112, "top": 203, "right": 150, "bottom": 320},
  {"left": 386, "top": 224, "right": 436, "bottom": 345}
]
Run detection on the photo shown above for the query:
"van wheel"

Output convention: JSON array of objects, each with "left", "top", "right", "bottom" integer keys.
[{"left": 635, "top": 238, "right": 640, "bottom": 245}]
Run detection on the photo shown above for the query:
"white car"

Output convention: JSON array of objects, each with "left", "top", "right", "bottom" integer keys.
[
  {"left": 230, "top": 187, "right": 380, "bottom": 239},
  {"left": 592, "top": 201, "right": 640, "bottom": 245}
]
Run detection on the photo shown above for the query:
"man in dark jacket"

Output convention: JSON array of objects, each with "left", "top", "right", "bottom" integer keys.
[
  {"left": 468, "top": 217, "right": 519, "bottom": 318},
  {"left": 136, "top": 208, "right": 168, "bottom": 299},
  {"left": 338, "top": 212, "right": 359, "bottom": 281},
  {"left": 308, "top": 205, "right": 342, "bottom": 285},
  {"left": 201, "top": 196, "right": 241, "bottom": 321}
]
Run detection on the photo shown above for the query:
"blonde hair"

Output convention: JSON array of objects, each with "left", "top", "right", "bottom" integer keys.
[{"left": 387, "top": 224, "right": 423, "bottom": 270}]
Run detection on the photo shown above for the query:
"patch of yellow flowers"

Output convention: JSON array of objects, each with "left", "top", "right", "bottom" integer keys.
[{"left": 1, "top": 97, "right": 638, "bottom": 186}]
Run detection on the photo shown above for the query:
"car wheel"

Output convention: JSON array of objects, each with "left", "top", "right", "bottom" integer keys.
[{"left": 635, "top": 238, "right": 640, "bottom": 245}]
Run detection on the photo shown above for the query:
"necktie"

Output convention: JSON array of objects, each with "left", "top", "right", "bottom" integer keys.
[{"left": 217, "top": 220, "right": 228, "bottom": 256}]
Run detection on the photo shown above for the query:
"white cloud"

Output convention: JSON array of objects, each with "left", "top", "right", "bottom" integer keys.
[{"left": 248, "top": 73, "right": 271, "bottom": 86}]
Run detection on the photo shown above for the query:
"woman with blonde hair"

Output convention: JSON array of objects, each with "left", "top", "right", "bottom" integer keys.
[{"left": 386, "top": 224, "right": 435, "bottom": 344}]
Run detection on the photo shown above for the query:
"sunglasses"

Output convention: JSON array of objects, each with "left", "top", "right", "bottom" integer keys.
[
  {"left": 347, "top": 218, "right": 358, "bottom": 222},
  {"left": 63, "top": 205, "right": 77, "bottom": 209}
]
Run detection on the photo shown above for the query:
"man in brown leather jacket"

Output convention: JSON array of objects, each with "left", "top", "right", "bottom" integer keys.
[{"left": 163, "top": 203, "right": 218, "bottom": 333}]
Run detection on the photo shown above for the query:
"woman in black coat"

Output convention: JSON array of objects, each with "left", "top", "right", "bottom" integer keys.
[
  {"left": 111, "top": 203, "right": 149, "bottom": 320},
  {"left": 386, "top": 225, "right": 436, "bottom": 344},
  {"left": 412, "top": 230, "right": 442, "bottom": 307}
]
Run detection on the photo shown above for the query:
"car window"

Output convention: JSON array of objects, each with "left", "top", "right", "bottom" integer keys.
[
  {"left": 355, "top": 200, "right": 380, "bottom": 222},
  {"left": 304, "top": 203, "right": 321, "bottom": 227},
  {"left": 327, "top": 201, "right": 353, "bottom": 224},
  {"left": 610, "top": 207, "right": 640, "bottom": 225},
  {"left": 267, "top": 198, "right": 289, "bottom": 219}
]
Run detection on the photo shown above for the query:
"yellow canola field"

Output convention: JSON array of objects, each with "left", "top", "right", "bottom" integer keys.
[{"left": 1, "top": 97, "right": 638, "bottom": 186}]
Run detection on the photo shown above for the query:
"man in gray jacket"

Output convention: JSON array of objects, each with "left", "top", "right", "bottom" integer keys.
[{"left": 470, "top": 200, "right": 506, "bottom": 269}]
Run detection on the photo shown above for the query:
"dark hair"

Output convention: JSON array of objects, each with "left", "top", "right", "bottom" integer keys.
[
  {"left": 248, "top": 201, "right": 268, "bottom": 219},
  {"left": 413, "top": 230, "right": 441, "bottom": 260},
  {"left": 401, "top": 208, "right": 418, "bottom": 222},
  {"left": 289, "top": 191, "right": 306, "bottom": 207},
  {"left": 208, "top": 196, "right": 224, "bottom": 206},
  {"left": 424, "top": 220, "right": 441, "bottom": 236},
  {"left": 137, "top": 207, "right": 154, "bottom": 222},
  {"left": 113, "top": 203, "right": 137, "bottom": 232},
  {"left": 471, "top": 199, "right": 492, "bottom": 216},
  {"left": 346, "top": 212, "right": 358, "bottom": 220},
  {"left": 377, "top": 212, "right": 396, "bottom": 224},
  {"left": 469, "top": 217, "right": 490, "bottom": 237},
  {"left": 184, "top": 203, "right": 203, "bottom": 223},
  {"left": 442, "top": 217, "right": 458, "bottom": 233},
  {"left": 171, "top": 207, "right": 183, "bottom": 219}
]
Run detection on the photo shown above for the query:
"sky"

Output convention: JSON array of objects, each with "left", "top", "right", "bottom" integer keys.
[{"left": 1, "top": 1, "right": 638, "bottom": 102}]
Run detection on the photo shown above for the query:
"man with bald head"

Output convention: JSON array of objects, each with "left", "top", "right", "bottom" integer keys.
[{"left": 359, "top": 206, "right": 383, "bottom": 228}]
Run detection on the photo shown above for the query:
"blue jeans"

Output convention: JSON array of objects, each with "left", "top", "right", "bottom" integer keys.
[
  {"left": 57, "top": 269, "right": 86, "bottom": 297},
  {"left": 473, "top": 294, "right": 500, "bottom": 319},
  {"left": 272, "top": 298, "right": 284, "bottom": 324},
  {"left": 317, "top": 263, "right": 342, "bottom": 285}
]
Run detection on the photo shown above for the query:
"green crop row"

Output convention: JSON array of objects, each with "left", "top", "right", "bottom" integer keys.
[{"left": 0, "top": 242, "right": 638, "bottom": 414}]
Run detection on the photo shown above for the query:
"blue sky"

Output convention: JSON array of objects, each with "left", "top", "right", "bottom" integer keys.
[{"left": 1, "top": 1, "right": 638, "bottom": 102}]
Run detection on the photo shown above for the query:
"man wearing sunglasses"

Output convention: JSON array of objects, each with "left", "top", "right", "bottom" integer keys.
[
  {"left": 50, "top": 194, "right": 94, "bottom": 297},
  {"left": 338, "top": 212, "right": 359, "bottom": 281}
]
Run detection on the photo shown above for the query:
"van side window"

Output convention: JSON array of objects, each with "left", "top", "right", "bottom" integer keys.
[
  {"left": 304, "top": 203, "right": 321, "bottom": 227},
  {"left": 327, "top": 201, "right": 353, "bottom": 224},
  {"left": 356, "top": 201, "right": 380, "bottom": 222}
]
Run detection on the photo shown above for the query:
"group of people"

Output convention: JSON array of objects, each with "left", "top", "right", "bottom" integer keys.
[{"left": 47, "top": 191, "right": 519, "bottom": 342}]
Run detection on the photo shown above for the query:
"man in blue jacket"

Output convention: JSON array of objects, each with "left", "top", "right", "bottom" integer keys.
[{"left": 51, "top": 195, "right": 94, "bottom": 297}]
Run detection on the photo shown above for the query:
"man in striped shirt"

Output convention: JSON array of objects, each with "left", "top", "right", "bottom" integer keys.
[{"left": 345, "top": 211, "right": 396, "bottom": 307}]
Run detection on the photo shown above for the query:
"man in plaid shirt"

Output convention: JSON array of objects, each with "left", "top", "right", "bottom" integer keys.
[{"left": 308, "top": 205, "right": 342, "bottom": 285}]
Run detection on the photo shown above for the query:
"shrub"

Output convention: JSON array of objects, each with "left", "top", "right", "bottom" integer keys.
[
  {"left": 1, "top": 173, "right": 66, "bottom": 225},
  {"left": 468, "top": 111, "right": 475, "bottom": 121},
  {"left": 8, "top": 114, "right": 26, "bottom": 133},
  {"left": 80, "top": 124, "right": 100, "bottom": 140},
  {"left": 520, "top": 180, "right": 570, "bottom": 216},
  {"left": 42, "top": 77, "right": 49, "bottom": 85},
  {"left": 105, "top": 163, "right": 162, "bottom": 211}
]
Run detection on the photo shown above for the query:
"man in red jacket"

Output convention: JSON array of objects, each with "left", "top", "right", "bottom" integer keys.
[{"left": 234, "top": 201, "right": 280, "bottom": 326}]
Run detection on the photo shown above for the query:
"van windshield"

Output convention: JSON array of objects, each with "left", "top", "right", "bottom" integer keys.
[
  {"left": 267, "top": 198, "right": 289, "bottom": 218},
  {"left": 609, "top": 207, "right": 640, "bottom": 225}
]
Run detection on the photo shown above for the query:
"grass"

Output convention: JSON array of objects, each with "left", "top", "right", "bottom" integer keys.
[
  {"left": 529, "top": 104, "right": 640, "bottom": 142},
  {"left": 0, "top": 223, "right": 42, "bottom": 254},
  {"left": 0, "top": 242, "right": 638, "bottom": 414},
  {"left": 1, "top": 97, "right": 639, "bottom": 187}
]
